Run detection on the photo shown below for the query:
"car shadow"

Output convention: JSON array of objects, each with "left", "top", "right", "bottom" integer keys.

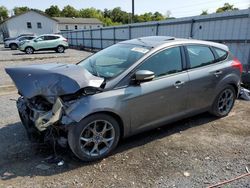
[
  {"left": 0, "top": 112, "right": 218, "bottom": 179},
  {"left": 12, "top": 51, "right": 65, "bottom": 55}
]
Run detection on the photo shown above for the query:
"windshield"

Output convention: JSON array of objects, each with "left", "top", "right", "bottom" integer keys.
[{"left": 78, "top": 43, "right": 150, "bottom": 79}]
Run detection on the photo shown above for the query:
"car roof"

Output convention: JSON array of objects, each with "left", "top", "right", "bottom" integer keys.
[
  {"left": 38, "top": 34, "right": 62, "bottom": 37},
  {"left": 120, "top": 36, "right": 228, "bottom": 51}
]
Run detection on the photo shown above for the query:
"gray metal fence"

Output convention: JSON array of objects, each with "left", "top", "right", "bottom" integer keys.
[{"left": 61, "top": 9, "right": 250, "bottom": 66}]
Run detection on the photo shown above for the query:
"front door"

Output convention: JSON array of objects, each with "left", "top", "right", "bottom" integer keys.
[{"left": 125, "top": 46, "right": 190, "bottom": 132}]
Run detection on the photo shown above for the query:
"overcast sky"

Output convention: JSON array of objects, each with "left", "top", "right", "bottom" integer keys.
[{"left": 1, "top": 0, "right": 249, "bottom": 18}]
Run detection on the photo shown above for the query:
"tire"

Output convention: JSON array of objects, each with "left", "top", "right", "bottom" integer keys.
[
  {"left": 25, "top": 47, "right": 34, "bottom": 54},
  {"left": 56, "top": 45, "right": 65, "bottom": 53},
  {"left": 68, "top": 113, "right": 120, "bottom": 162},
  {"left": 10, "top": 43, "right": 18, "bottom": 50},
  {"left": 210, "top": 85, "right": 236, "bottom": 117}
]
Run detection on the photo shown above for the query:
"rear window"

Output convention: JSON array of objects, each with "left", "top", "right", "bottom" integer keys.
[
  {"left": 213, "top": 47, "right": 228, "bottom": 62},
  {"left": 186, "top": 45, "right": 215, "bottom": 68}
]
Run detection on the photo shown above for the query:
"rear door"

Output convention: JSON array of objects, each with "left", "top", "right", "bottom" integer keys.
[
  {"left": 45, "top": 35, "right": 60, "bottom": 49},
  {"left": 184, "top": 44, "right": 226, "bottom": 111}
]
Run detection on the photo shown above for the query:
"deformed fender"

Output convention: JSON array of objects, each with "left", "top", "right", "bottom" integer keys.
[{"left": 64, "top": 91, "right": 131, "bottom": 137}]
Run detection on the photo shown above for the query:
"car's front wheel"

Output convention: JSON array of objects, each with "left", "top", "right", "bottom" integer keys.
[
  {"left": 56, "top": 45, "right": 65, "bottom": 53},
  {"left": 210, "top": 85, "right": 236, "bottom": 117},
  {"left": 25, "top": 47, "right": 34, "bottom": 54},
  {"left": 68, "top": 114, "right": 120, "bottom": 162}
]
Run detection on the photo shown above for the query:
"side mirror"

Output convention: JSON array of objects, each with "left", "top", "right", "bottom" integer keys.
[
  {"left": 135, "top": 70, "right": 155, "bottom": 82},
  {"left": 34, "top": 39, "right": 38, "bottom": 42}
]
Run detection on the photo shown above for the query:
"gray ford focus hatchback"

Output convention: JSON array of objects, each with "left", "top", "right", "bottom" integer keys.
[{"left": 6, "top": 36, "right": 242, "bottom": 161}]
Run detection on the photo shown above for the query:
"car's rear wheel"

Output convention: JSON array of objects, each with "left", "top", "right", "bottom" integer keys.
[
  {"left": 10, "top": 43, "right": 18, "bottom": 50},
  {"left": 68, "top": 114, "right": 120, "bottom": 162},
  {"left": 25, "top": 47, "right": 34, "bottom": 54},
  {"left": 210, "top": 85, "right": 236, "bottom": 117},
  {"left": 56, "top": 45, "right": 65, "bottom": 53}
]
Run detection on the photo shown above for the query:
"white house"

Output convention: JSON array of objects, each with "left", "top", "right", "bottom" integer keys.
[
  {"left": 0, "top": 10, "right": 58, "bottom": 38},
  {"left": 0, "top": 10, "right": 103, "bottom": 39},
  {"left": 53, "top": 17, "right": 103, "bottom": 31}
]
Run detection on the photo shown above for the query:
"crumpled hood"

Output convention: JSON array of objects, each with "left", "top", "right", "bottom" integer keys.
[{"left": 5, "top": 63, "right": 104, "bottom": 98}]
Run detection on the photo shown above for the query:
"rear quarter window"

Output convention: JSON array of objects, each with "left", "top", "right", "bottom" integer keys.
[{"left": 213, "top": 47, "right": 228, "bottom": 62}]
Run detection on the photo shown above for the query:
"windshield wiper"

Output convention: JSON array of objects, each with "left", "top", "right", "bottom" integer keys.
[{"left": 89, "top": 59, "right": 100, "bottom": 77}]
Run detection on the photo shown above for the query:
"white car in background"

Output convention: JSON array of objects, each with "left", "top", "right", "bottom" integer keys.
[{"left": 4, "top": 35, "right": 36, "bottom": 50}]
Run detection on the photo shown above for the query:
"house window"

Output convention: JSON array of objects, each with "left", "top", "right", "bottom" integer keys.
[
  {"left": 37, "top": 22, "right": 42, "bottom": 29},
  {"left": 65, "top": 25, "right": 68, "bottom": 30},
  {"left": 89, "top": 25, "right": 92, "bottom": 29},
  {"left": 75, "top": 25, "right": 78, "bottom": 30},
  {"left": 27, "top": 22, "right": 32, "bottom": 29},
  {"left": 84, "top": 25, "right": 86, "bottom": 29}
]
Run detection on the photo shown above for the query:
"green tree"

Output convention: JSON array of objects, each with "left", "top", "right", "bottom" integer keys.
[
  {"left": 201, "top": 10, "right": 208, "bottom": 15},
  {"left": 13, "top": 6, "right": 30, "bottom": 15},
  {"left": 152, "top": 11, "right": 165, "bottom": 21},
  {"left": 216, "top": 3, "right": 239, "bottom": 13},
  {"left": 109, "top": 7, "right": 129, "bottom": 24},
  {"left": 61, "top": 5, "right": 79, "bottom": 17},
  {"left": 45, "top": 5, "right": 61, "bottom": 17},
  {"left": 79, "top": 8, "right": 102, "bottom": 19},
  {"left": 0, "top": 6, "right": 8, "bottom": 22}
]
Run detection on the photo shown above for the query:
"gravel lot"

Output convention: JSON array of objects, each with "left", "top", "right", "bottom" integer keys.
[
  {"left": 0, "top": 45, "right": 91, "bottom": 86},
  {"left": 0, "top": 45, "right": 249, "bottom": 188}
]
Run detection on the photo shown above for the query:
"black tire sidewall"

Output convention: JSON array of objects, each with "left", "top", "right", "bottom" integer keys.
[
  {"left": 10, "top": 44, "right": 17, "bottom": 50},
  {"left": 211, "top": 85, "right": 236, "bottom": 117},
  {"left": 57, "top": 46, "right": 65, "bottom": 53},
  {"left": 68, "top": 113, "right": 120, "bottom": 162}
]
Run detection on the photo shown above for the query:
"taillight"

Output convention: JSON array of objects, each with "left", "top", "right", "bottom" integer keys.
[
  {"left": 231, "top": 57, "right": 243, "bottom": 74},
  {"left": 63, "top": 38, "right": 68, "bottom": 42}
]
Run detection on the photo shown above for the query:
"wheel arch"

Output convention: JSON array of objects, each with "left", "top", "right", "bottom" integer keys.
[
  {"left": 25, "top": 46, "right": 35, "bottom": 51},
  {"left": 9, "top": 43, "right": 17, "bottom": 46},
  {"left": 228, "top": 83, "right": 239, "bottom": 96},
  {"left": 214, "top": 73, "right": 240, "bottom": 99},
  {"left": 84, "top": 111, "right": 125, "bottom": 139}
]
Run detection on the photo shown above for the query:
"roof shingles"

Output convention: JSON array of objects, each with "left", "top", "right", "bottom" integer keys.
[{"left": 53, "top": 17, "right": 102, "bottom": 24}]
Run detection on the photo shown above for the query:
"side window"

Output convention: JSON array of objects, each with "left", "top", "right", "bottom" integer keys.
[
  {"left": 186, "top": 45, "right": 215, "bottom": 68},
  {"left": 37, "top": 22, "right": 42, "bottom": 29},
  {"left": 36, "top": 36, "right": 44, "bottom": 41},
  {"left": 138, "top": 47, "right": 182, "bottom": 78},
  {"left": 18, "top": 37, "right": 25, "bottom": 41},
  {"left": 27, "top": 22, "right": 32, "bottom": 29},
  {"left": 43, "top": 36, "right": 50, "bottom": 40},
  {"left": 214, "top": 47, "right": 228, "bottom": 61}
]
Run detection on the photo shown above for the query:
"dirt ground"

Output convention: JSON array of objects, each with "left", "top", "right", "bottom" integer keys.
[
  {"left": 0, "top": 45, "right": 249, "bottom": 188},
  {"left": 0, "top": 45, "right": 91, "bottom": 86}
]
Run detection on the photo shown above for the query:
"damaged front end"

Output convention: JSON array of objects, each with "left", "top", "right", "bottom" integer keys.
[
  {"left": 6, "top": 63, "right": 105, "bottom": 144},
  {"left": 17, "top": 96, "right": 73, "bottom": 143}
]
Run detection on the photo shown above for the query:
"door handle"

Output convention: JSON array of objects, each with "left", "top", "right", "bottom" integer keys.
[
  {"left": 213, "top": 70, "right": 223, "bottom": 77},
  {"left": 174, "top": 81, "right": 185, "bottom": 88}
]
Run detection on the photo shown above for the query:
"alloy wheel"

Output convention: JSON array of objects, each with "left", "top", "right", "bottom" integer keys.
[
  {"left": 26, "top": 47, "right": 33, "bottom": 54},
  {"left": 79, "top": 120, "right": 115, "bottom": 157},
  {"left": 217, "top": 88, "right": 234, "bottom": 115}
]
